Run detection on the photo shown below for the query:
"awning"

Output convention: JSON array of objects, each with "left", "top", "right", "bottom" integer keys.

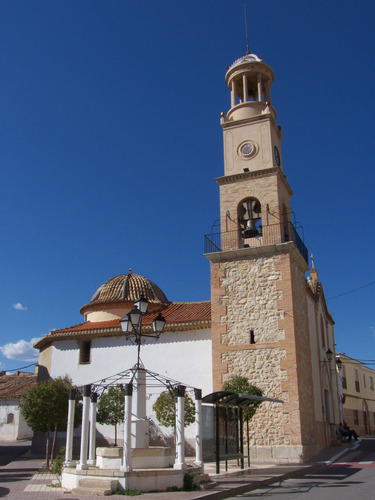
[{"left": 202, "top": 390, "right": 283, "bottom": 407}]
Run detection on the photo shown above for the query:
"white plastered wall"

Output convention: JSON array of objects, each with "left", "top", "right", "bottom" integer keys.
[
  {"left": 0, "top": 400, "right": 33, "bottom": 441},
  {"left": 47, "top": 328, "right": 213, "bottom": 443}
]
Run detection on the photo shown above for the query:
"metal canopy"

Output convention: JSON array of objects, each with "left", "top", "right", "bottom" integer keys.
[
  {"left": 202, "top": 390, "right": 283, "bottom": 407},
  {"left": 81, "top": 362, "right": 197, "bottom": 397},
  {"left": 203, "top": 391, "right": 283, "bottom": 474}
]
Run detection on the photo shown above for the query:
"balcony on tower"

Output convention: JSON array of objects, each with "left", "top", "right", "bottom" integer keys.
[{"left": 204, "top": 220, "right": 308, "bottom": 265}]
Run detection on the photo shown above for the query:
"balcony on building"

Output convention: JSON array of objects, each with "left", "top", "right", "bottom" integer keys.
[{"left": 204, "top": 221, "right": 308, "bottom": 264}]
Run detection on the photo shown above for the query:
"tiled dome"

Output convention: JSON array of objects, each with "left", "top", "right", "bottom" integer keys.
[{"left": 80, "top": 270, "right": 170, "bottom": 316}]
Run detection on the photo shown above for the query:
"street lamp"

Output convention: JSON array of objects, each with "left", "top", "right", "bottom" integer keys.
[
  {"left": 120, "top": 294, "right": 166, "bottom": 366},
  {"left": 326, "top": 349, "right": 333, "bottom": 362}
]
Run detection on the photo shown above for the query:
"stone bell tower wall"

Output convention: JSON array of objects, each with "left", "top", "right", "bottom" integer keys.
[{"left": 209, "top": 242, "right": 318, "bottom": 462}]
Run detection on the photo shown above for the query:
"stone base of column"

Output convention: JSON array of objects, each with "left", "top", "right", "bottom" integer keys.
[
  {"left": 87, "top": 459, "right": 96, "bottom": 466},
  {"left": 76, "top": 463, "right": 89, "bottom": 471},
  {"left": 173, "top": 462, "right": 187, "bottom": 470},
  {"left": 120, "top": 465, "right": 132, "bottom": 473},
  {"left": 63, "top": 460, "right": 75, "bottom": 467},
  {"left": 193, "top": 460, "right": 203, "bottom": 467}
]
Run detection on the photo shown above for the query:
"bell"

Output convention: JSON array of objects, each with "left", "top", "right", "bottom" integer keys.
[{"left": 242, "top": 219, "right": 259, "bottom": 238}]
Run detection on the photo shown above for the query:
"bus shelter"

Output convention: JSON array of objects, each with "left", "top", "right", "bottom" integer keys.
[{"left": 202, "top": 391, "right": 283, "bottom": 474}]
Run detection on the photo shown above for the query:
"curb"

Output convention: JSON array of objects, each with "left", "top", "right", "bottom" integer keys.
[
  {"left": 190, "top": 463, "right": 327, "bottom": 500},
  {"left": 191, "top": 442, "right": 362, "bottom": 500}
]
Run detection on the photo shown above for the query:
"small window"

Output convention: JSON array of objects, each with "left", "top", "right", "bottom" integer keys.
[
  {"left": 250, "top": 330, "right": 255, "bottom": 344},
  {"left": 79, "top": 341, "right": 91, "bottom": 364},
  {"left": 373, "top": 412, "right": 375, "bottom": 425},
  {"left": 363, "top": 374, "right": 366, "bottom": 388},
  {"left": 342, "top": 365, "right": 347, "bottom": 389},
  {"left": 370, "top": 377, "right": 374, "bottom": 391},
  {"left": 354, "top": 370, "right": 360, "bottom": 392},
  {"left": 354, "top": 410, "right": 359, "bottom": 426},
  {"left": 7, "top": 413, "right": 14, "bottom": 424}
]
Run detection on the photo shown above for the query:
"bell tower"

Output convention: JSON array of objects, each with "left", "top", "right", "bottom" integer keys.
[
  {"left": 218, "top": 53, "right": 294, "bottom": 248},
  {"left": 205, "top": 52, "right": 320, "bottom": 463}
]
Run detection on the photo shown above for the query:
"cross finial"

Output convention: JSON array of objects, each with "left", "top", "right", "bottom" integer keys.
[{"left": 244, "top": 4, "right": 250, "bottom": 54}]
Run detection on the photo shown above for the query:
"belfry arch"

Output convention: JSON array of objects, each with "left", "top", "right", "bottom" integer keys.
[{"left": 237, "top": 197, "right": 262, "bottom": 239}]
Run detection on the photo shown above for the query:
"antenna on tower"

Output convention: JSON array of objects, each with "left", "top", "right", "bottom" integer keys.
[{"left": 244, "top": 4, "right": 250, "bottom": 54}]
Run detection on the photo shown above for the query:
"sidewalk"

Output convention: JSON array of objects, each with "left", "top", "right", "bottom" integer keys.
[{"left": 0, "top": 441, "right": 359, "bottom": 499}]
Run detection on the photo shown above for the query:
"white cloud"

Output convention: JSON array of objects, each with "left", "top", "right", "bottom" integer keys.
[
  {"left": 370, "top": 326, "right": 375, "bottom": 336},
  {"left": 0, "top": 338, "right": 40, "bottom": 362},
  {"left": 12, "top": 303, "right": 27, "bottom": 311}
]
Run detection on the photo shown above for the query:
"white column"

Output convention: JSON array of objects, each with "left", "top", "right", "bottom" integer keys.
[
  {"left": 194, "top": 388, "right": 203, "bottom": 468},
  {"left": 64, "top": 388, "right": 76, "bottom": 467},
  {"left": 121, "top": 383, "right": 133, "bottom": 472},
  {"left": 264, "top": 81, "right": 271, "bottom": 105},
  {"left": 242, "top": 74, "right": 248, "bottom": 102},
  {"left": 77, "top": 384, "right": 91, "bottom": 471},
  {"left": 132, "top": 368, "right": 148, "bottom": 448},
  {"left": 257, "top": 74, "right": 263, "bottom": 102},
  {"left": 87, "top": 392, "right": 97, "bottom": 466},
  {"left": 231, "top": 80, "right": 237, "bottom": 108},
  {"left": 174, "top": 385, "right": 186, "bottom": 470}
]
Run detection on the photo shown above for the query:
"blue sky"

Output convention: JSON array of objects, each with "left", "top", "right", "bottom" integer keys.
[{"left": 0, "top": 0, "right": 374, "bottom": 371}]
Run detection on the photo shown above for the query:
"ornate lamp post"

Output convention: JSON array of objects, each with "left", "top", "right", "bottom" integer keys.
[
  {"left": 120, "top": 295, "right": 166, "bottom": 450},
  {"left": 120, "top": 294, "right": 166, "bottom": 368}
]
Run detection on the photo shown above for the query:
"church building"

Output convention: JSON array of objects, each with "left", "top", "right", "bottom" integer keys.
[{"left": 35, "top": 51, "right": 340, "bottom": 463}]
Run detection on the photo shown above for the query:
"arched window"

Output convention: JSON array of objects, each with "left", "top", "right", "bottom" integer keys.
[
  {"left": 238, "top": 197, "right": 262, "bottom": 239},
  {"left": 320, "top": 317, "right": 326, "bottom": 348},
  {"left": 7, "top": 413, "right": 14, "bottom": 424},
  {"left": 282, "top": 204, "right": 290, "bottom": 242}
]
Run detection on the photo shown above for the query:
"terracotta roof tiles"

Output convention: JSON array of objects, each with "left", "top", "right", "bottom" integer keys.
[
  {"left": 0, "top": 372, "right": 38, "bottom": 400},
  {"left": 80, "top": 271, "right": 170, "bottom": 315},
  {"left": 34, "top": 301, "right": 211, "bottom": 350}
]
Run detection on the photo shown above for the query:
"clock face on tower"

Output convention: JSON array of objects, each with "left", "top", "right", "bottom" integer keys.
[
  {"left": 274, "top": 146, "right": 281, "bottom": 166},
  {"left": 240, "top": 143, "right": 253, "bottom": 156},
  {"left": 238, "top": 140, "right": 258, "bottom": 160}
]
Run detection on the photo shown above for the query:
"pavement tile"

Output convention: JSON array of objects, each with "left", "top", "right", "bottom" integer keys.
[{"left": 0, "top": 441, "right": 360, "bottom": 499}]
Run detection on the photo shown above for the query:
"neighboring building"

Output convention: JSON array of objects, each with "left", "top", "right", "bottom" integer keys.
[
  {"left": 35, "top": 51, "right": 340, "bottom": 463},
  {"left": 337, "top": 353, "right": 375, "bottom": 436},
  {"left": 0, "top": 371, "right": 37, "bottom": 441}
]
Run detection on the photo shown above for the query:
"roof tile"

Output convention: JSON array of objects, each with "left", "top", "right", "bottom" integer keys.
[
  {"left": 34, "top": 301, "right": 211, "bottom": 349},
  {"left": 0, "top": 372, "right": 38, "bottom": 400}
]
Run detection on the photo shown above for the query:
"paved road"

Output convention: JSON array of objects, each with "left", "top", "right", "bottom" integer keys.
[
  {"left": 226, "top": 438, "right": 375, "bottom": 499},
  {"left": 0, "top": 441, "right": 31, "bottom": 466}
]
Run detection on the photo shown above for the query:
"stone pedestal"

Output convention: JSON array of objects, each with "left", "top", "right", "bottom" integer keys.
[
  {"left": 96, "top": 447, "right": 122, "bottom": 470},
  {"left": 96, "top": 446, "right": 174, "bottom": 470}
]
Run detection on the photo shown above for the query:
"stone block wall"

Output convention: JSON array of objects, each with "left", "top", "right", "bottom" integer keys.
[
  {"left": 220, "top": 258, "right": 284, "bottom": 345},
  {"left": 222, "top": 348, "right": 287, "bottom": 446},
  {"left": 209, "top": 244, "right": 317, "bottom": 461}
]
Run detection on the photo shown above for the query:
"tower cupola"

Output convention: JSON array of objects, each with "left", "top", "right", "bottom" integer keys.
[{"left": 224, "top": 53, "right": 275, "bottom": 122}]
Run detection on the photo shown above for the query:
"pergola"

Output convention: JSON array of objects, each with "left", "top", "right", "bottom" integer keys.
[{"left": 64, "top": 362, "right": 204, "bottom": 471}]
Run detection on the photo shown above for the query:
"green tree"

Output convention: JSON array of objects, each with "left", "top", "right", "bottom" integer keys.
[
  {"left": 96, "top": 385, "right": 125, "bottom": 446},
  {"left": 152, "top": 390, "right": 195, "bottom": 429},
  {"left": 222, "top": 376, "right": 263, "bottom": 420},
  {"left": 20, "top": 376, "right": 80, "bottom": 468}
]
